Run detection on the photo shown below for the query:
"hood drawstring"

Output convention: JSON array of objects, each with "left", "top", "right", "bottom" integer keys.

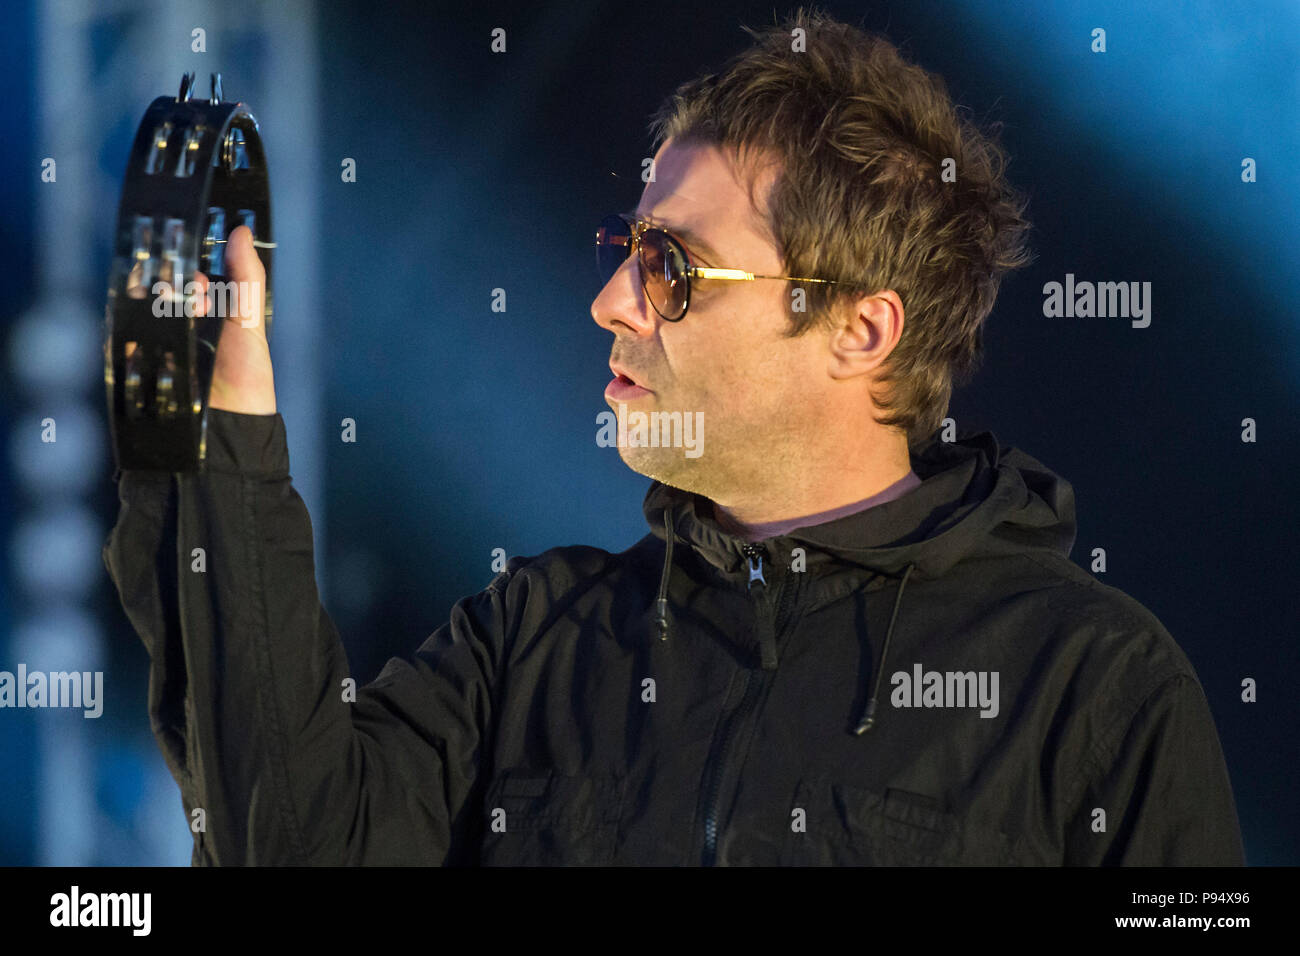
[
  {"left": 653, "top": 507, "right": 675, "bottom": 642},
  {"left": 853, "top": 562, "right": 916, "bottom": 735},
  {"left": 651, "top": 500, "right": 914, "bottom": 735}
]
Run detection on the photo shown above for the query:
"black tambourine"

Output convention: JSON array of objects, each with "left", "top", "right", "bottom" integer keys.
[{"left": 104, "top": 72, "right": 274, "bottom": 473}]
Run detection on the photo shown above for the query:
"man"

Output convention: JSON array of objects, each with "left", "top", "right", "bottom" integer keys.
[{"left": 104, "top": 10, "right": 1244, "bottom": 865}]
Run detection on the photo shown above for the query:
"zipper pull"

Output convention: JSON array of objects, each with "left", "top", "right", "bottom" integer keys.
[
  {"left": 742, "top": 544, "right": 767, "bottom": 591},
  {"left": 740, "top": 544, "right": 778, "bottom": 670}
]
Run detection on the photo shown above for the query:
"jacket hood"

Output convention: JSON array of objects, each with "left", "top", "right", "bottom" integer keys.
[
  {"left": 643, "top": 430, "right": 1076, "bottom": 581},
  {"left": 639, "top": 430, "right": 1077, "bottom": 734}
]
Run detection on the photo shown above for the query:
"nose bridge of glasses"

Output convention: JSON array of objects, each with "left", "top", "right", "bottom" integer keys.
[{"left": 608, "top": 222, "right": 659, "bottom": 277}]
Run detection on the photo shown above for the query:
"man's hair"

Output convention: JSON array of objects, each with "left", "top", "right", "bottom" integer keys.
[{"left": 648, "top": 6, "right": 1033, "bottom": 446}]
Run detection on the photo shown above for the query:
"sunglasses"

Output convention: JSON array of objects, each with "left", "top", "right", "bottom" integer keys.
[{"left": 596, "top": 212, "right": 847, "bottom": 322}]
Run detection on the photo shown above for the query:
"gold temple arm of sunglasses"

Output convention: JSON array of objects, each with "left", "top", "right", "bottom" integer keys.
[{"left": 689, "top": 266, "right": 840, "bottom": 284}]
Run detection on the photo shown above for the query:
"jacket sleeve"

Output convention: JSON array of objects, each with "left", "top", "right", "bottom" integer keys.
[
  {"left": 102, "top": 408, "right": 510, "bottom": 865},
  {"left": 1063, "top": 671, "right": 1246, "bottom": 865}
]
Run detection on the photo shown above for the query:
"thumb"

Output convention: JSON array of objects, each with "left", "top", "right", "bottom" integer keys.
[
  {"left": 225, "top": 224, "right": 261, "bottom": 281},
  {"left": 221, "top": 224, "right": 267, "bottom": 336}
]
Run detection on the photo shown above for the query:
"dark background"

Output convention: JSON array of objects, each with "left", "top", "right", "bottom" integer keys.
[{"left": 1, "top": 0, "right": 1295, "bottom": 864}]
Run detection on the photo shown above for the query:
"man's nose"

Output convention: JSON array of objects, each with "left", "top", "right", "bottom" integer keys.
[{"left": 591, "top": 256, "right": 657, "bottom": 336}]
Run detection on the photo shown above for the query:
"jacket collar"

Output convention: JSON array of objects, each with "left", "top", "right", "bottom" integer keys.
[{"left": 641, "top": 429, "right": 1076, "bottom": 581}]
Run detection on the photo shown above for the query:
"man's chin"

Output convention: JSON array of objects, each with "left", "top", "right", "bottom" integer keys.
[{"left": 617, "top": 445, "right": 696, "bottom": 490}]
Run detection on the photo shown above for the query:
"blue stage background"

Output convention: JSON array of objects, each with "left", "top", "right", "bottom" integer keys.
[{"left": 0, "top": 0, "right": 1296, "bottom": 864}]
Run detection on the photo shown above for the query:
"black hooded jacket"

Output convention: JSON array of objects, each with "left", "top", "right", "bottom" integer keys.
[{"left": 103, "top": 409, "right": 1246, "bottom": 865}]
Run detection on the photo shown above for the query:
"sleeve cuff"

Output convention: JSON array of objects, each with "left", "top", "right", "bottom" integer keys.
[{"left": 204, "top": 408, "right": 290, "bottom": 478}]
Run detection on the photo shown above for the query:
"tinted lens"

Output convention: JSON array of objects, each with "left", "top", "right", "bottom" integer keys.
[
  {"left": 639, "top": 229, "right": 689, "bottom": 321},
  {"left": 596, "top": 214, "right": 632, "bottom": 285}
]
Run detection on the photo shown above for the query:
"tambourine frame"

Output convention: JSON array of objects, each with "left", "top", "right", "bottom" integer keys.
[{"left": 104, "top": 72, "right": 273, "bottom": 474}]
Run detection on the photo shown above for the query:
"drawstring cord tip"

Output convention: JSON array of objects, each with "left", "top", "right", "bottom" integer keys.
[
  {"left": 654, "top": 597, "right": 670, "bottom": 641},
  {"left": 853, "top": 698, "right": 878, "bottom": 735}
]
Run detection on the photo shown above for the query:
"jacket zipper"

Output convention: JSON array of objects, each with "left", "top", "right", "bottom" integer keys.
[
  {"left": 700, "top": 670, "right": 760, "bottom": 866},
  {"left": 698, "top": 543, "right": 795, "bottom": 865}
]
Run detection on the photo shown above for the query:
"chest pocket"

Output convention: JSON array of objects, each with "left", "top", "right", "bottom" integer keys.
[
  {"left": 478, "top": 768, "right": 623, "bottom": 866},
  {"left": 789, "top": 776, "right": 1017, "bottom": 866}
]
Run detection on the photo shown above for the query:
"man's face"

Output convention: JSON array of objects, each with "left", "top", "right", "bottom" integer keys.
[{"left": 591, "top": 137, "right": 832, "bottom": 504}]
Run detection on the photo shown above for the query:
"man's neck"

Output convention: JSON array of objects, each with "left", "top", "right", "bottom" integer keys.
[{"left": 712, "top": 459, "right": 920, "bottom": 543}]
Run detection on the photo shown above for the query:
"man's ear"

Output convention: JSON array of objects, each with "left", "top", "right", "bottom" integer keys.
[{"left": 826, "top": 289, "right": 905, "bottom": 381}]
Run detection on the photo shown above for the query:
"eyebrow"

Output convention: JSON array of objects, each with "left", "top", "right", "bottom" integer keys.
[{"left": 626, "top": 208, "right": 723, "bottom": 266}]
